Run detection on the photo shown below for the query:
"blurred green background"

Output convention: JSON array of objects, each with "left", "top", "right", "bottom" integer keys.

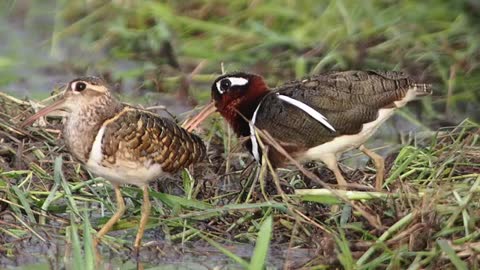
[{"left": 0, "top": 0, "right": 479, "bottom": 121}]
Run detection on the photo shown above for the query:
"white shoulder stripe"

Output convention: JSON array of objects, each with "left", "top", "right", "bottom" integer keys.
[
  {"left": 276, "top": 93, "right": 336, "bottom": 132},
  {"left": 88, "top": 125, "right": 106, "bottom": 165},
  {"left": 249, "top": 101, "right": 262, "bottom": 162}
]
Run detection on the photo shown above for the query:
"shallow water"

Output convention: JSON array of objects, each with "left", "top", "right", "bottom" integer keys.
[{"left": 0, "top": 232, "right": 323, "bottom": 269}]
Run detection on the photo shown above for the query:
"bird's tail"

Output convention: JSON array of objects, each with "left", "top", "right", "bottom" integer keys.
[{"left": 414, "top": 83, "right": 433, "bottom": 96}]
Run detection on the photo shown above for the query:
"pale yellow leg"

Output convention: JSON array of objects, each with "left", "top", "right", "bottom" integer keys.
[
  {"left": 359, "top": 145, "right": 385, "bottom": 191},
  {"left": 134, "top": 185, "right": 150, "bottom": 254},
  {"left": 95, "top": 184, "right": 125, "bottom": 243},
  {"left": 322, "top": 154, "right": 347, "bottom": 189}
]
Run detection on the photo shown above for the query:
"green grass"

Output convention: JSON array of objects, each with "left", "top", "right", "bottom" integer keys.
[
  {"left": 1, "top": 0, "right": 480, "bottom": 269},
  {"left": 1, "top": 99, "right": 478, "bottom": 268}
]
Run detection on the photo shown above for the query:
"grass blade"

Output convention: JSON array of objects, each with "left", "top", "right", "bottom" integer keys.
[
  {"left": 357, "top": 212, "right": 414, "bottom": 266},
  {"left": 295, "top": 189, "right": 392, "bottom": 204},
  {"left": 83, "top": 209, "right": 94, "bottom": 270},
  {"left": 70, "top": 213, "right": 82, "bottom": 270},
  {"left": 249, "top": 215, "right": 273, "bottom": 270},
  {"left": 335, "top": 227, "right": 355, "bottom": 270},
  {"left": 54, "top": 156, "right": 80, "bottom": 216},
  {"left": 129, "top": 187, "right": 213, "bottom": 210},
  {"left": 11, "top": 185, "right": 36, "bottom": 223},
  {"left": 199, "top": 233, "right": 249, "bottom": 268},
  {"left": 39, "top": 181, "right": 60, "bottom": 225},
  {"left": 437, "top": 239, "right": 468, "bottom": 270}
]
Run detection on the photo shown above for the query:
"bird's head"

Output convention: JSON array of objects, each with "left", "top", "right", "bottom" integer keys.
[
  {"left": 22, "top": 77, "right": 113, "bottom": 127},
  {"left": 184, "top": 72, "right": 269, "bottom": 132}
]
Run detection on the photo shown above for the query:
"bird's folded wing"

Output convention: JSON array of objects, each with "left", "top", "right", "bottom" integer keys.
[
  {"left": 254, "top": 70, "right": 414, "bottom": 148},
  {"left": 100, "top": 108, "right": 206, "bottom": 173}
]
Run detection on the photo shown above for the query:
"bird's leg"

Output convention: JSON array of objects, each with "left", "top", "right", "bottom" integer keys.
[
  {"left": 322, "top": 154, "right": 348, "bottom": 189},
  {"left": 359, "top": 145, "right": 385, "bottom": 191},
  {"left": 134, "top": 185, "right": 151, "bottom": 256},
  {"left": 95, "top": 184, "right": 126, "bottom": 245}
]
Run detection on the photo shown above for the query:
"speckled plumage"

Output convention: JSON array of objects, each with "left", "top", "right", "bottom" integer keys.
[
  {"left": 57, "top": 78, "right": 206, "bottom": 186},
  {"left": 22, "top": 76, "right": 207, "bottom": 251},
  {"left": 63, "top": 90, "right": 123, "bottom": 163},
  {"left": 100, "top": 107, "right": 205, "bottom": 173}
]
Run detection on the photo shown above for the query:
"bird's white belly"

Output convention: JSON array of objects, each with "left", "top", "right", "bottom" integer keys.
[
  {"left": 301, "top": 108, "right": 395, "bottom": 162},
  {"left": 85, "top": 160, "right": 163, "bottom": 187},
  {"left": 85, "top": 125, "right": 164, "bottom": 187}
]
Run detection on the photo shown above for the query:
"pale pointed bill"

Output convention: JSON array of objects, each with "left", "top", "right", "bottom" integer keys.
[{"left": 248, "top": 93, "right": 336, "bottom": 163}]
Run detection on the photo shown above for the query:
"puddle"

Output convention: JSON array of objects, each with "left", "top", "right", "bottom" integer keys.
[{"left": 1, "top": 231, "right": 324, "bottom": 269}]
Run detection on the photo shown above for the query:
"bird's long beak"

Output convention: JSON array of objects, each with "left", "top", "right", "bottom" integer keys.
[
  {"left": 21, "top": 97, "right": 67, "bottom": 128},
  {"left": 182, "top": 101, "right": 217, "bottom": 132}
]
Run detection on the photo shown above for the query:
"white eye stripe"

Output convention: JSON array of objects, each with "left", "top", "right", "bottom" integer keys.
[
  {"left": 276, "top": 94, "right": 336, "bottom": 132},
  {"left": 70, "top": 81, "right": 109, "bottom": 93},
  {"left": 216, "top": 77, "right": 249, "bottom": 94},
  {"left": 229, "top": 77, "right": 249, "bottom": 86}
]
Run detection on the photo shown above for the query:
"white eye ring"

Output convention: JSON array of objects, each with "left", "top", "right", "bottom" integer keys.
[
  {"left": 70, "top": 82, "right": 80, "bottom": 94},
  {"left": 71, "top": 81, "right": 88, "bottom": 93},
  {"left": 216, "top": 77, "right": 249, "bottom": 94},
  {"left": 216, "top": 79, "right": 229, "bottom": 94}
]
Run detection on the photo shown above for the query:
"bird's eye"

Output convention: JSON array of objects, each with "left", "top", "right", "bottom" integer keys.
[
  {"left": 220, "top": 79, "right": 231, "bottom": 92},
  {"left": 215, "top": 76, "right": 249, "bottom": 95},
  {"left": 74, "top": 82, "right": 86, "bottom": 92}
]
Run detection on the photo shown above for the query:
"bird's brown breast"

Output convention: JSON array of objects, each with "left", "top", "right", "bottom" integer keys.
[{"left": 63, "top": 94, "right": 124, "bottom": 163}]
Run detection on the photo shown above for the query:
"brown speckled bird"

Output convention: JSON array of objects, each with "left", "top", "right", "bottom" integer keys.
[
  {"left": 185, "top": 70, "right": 432, "bottom": 190},
  {"left": 22, "top": 77, "right": 206, "bottom": 252}
]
